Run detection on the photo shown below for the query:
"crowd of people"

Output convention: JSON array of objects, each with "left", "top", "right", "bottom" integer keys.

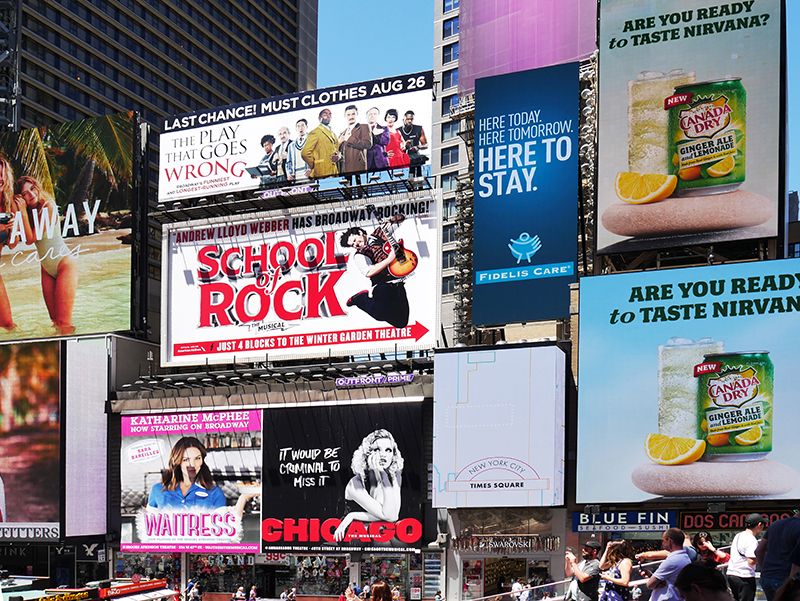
[
  {"left": 338, "top": 581, "right": 402, "bottom": 601},
  {"left": 563, "top": 514, "right": 800, "bottom": 601}
]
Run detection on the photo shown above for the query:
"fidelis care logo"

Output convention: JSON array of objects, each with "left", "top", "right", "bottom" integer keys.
[{"left": 508, "top": 232, "right": 541, "bottom": 264}]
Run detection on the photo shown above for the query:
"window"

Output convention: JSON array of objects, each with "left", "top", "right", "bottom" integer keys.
[
  {"left": 443, "top": 16, "right": 459, "bottom": 38},
  {"left": 442, "top": 172, "right": 458, "bottom": 193},
  {"left": 442, "top": 121, "right": 459, "bottom": 142},
  {"left": 443, "top": 224, "right": 456, "bottom": 243},
  {"left": 443, "top": 197, "right": 456, "bottom": 217},
  {"left": 443, "top": 250, "right": 456, "bottom": 269},
  {"left": 442, "top": 94, "right": 458, "bottom": 114},
  {"left": 443, "top": 42, "right": 459, "bottom": 64},
  {"left": 441, "top": 146, "right": 459, "bottom": 167},
  {"left": 442, "top": 68, "right": 458, "bottom": 90},
  {"left": 442, "top": 276, "right": 455, "bottom": 296},
  {"left": 444, "top": 0, "right": 459, "bottom": 12}
]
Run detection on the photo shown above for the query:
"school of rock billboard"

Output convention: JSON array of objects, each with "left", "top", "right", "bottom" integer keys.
[
  {"left": 432, "top": 344, "right": 566, "bottom": 508},
  {"left": 0, "top": 112, "right": 135, "bottom": 340},
  {"left": 0, "top": 341, "right": 60, "bottom": 541},
  {"left": 161, "top": 194, "right": 439, "bottom": 366},
  {"left": 472, "top": 63, "right": 579, "bottom": 325},
  {"left": 261, "top": 402, "right": 425, "bottom": 552},
  {"left": 597, "top": 0, "right": 781, "bottom": 253},
  {"left": 120, "top": 409, "right": 263, "bottom": 552},
  {"left": 577, "top": 258, "right": 800, "bottom": 503},
  {"left": 158, "top": 72, "right": 433, "bottom": 202}
]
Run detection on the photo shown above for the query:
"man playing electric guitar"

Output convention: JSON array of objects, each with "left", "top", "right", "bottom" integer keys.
[{"left": 340, "top": 214, "right": 414, "bottom": 328}]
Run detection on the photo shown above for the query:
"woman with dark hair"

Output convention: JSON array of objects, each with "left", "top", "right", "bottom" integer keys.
[
  {"left": 148, "top": 436, "right": 257, "bottom": 515},
  {"left": 333, "top": 429, "right": 404, "bottom": 541},
  {"left": 384, "top": 110, "right": 409, "bottom": 168},
  {"left": 0, "top": 157, "right": 16, "bottom": 331},
  {"left": 371, "top": 583, "right": 392, "bottom": 601},
  {"left": 598, "top": 540, "right": 633, "bottom": 601},
  {"left": 674, "top": 563, "right": 733, "bottom": 601},
  {"left": 692, "top": 533, "right": 730, "bottom": 566}
]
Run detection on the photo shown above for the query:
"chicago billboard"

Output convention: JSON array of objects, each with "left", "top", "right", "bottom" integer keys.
[
  {"left": 597, "top": 0, "right": 781, "bottom": 252},
  {"left": 120, "top": 410, "right": 263, "bottom": 552},
  {"left": 0, "top": 341, "right": 60, "bottom": 541},
  {"left": 472, "top": 63, "right": 579, "bottom": 325},
  {"left": 432, "top": 344, "right": 566, "bottom": 508},
  {"left": 578, "top": 258, "right": 800, "bottom": 503},
  {"left": 0, "top": 112, "right": 136, "bottom": 340},
  {"left": 261, "top": 402, "right": 424, "bottom": 552},
  {"left": 162, "top": 195, "right": 439, "bottom": 366},
  {"left": 158, "top": 72, "right": 433, "bottom": 202}
]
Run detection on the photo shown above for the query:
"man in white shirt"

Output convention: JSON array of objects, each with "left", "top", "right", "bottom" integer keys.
[
  {"left": 728, "top": 513, "right": 767, "bottom": 601},
  {"left": 640, "top": 528, "right": 692, "bottom": 601},
  {"left": 512, "top": 579, "right": 524, "bottom": 601}
]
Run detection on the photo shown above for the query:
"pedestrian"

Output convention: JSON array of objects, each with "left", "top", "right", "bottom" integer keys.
[
  {"left": 513, "top": 578, "right": 524, "bottom": 601},
  {"left": 639, "top": 528, "right": 692, "bottom": 601},
  {"left": 288, "top": 588, "right": 297, "bottom": 601},
  {"left": 692, "top": 533, "right": 730, "bottom": 566},
  {"left": 565, "top": 540, "right": 602, "bottom": 601},
  {"left": 598, "top": 540, "right": 634, "bottom": 601},
  {"left": 756, "top": 505, "right": 800, "bottom": 601},
  {"left": 727, "top": 514, "right": 767, "bottom": 601},
  {"left": 674, "top": 563, "right": 734, "bottom": 601}
]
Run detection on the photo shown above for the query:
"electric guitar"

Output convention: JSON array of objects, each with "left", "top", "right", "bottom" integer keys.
[{"left": 379, "top": 220, "right": 418, "bottom": 278}]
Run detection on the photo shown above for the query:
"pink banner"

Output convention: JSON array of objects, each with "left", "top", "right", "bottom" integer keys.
[
  {"left": 121, "top": 543, "right": 260, "bottom": 553},
  {"left": 122, "top": 410, "right": 261, "bottom": 436}
]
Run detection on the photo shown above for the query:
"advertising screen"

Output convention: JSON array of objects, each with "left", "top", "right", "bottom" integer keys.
[
  {"left": 0, "top": 341, "right": 60, "bottom": 541},
  {"left": 120, "top": 410, "right": 263, "bottom": 552},
  {"left": 0, "top": 112, "right": 135, "bottom": 340},
  {"left": 261, "top": 402, "right": 424, "bottom": 552},
  {"left": 158, "top": 72, "right": 433, "bottom": 202},
  {"left": 597, "top": 0, "right": 782, "bottom": 253},
  {"left": 432, "top": 344, "right": 565, "bottom": 508},
  {"left": 162, "top": 195, "right": 439, "bottom": 366},
  {"left": 577, "top": 258, "right": 800, "bottom": 503},
  {"left": 472, "top": 63, "right": 579, "bottom": 325}
]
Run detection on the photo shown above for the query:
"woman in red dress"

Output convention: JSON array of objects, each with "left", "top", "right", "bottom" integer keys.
[{"left": 384, "top": 109, "right": 409, "bottom": 168}]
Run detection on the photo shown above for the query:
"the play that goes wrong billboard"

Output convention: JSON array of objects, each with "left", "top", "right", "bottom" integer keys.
[
  {"left": 472, "top": 62, "right": 579, "bottom": 326},
  {"left": 158, "top": 71, "right": 433, "bottom": 202},
  {"left": 597, "top": 0, "right": 781, "bottom": 253},
  {"left": 162, "top": 195, "right": 439, "bottom": 366},
  {"left": 578, "top": 258, "right": 800, "bottom": 503}
]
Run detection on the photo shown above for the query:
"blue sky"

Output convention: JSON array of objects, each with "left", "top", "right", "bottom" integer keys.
[{"left": 318, "top": 1, "right": 798, "bottom": 192}]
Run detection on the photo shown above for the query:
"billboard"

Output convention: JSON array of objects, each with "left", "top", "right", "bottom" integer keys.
[
  {"left": 432, "top": 344, "right": 565, "bottom": 508},
  {"left": 597, "top": 0, "right": 782, "bottom": 253},
  {"left": 0, "top": 112, "right": 135, "bottom": 340},
  {"left": 473, "top": 63, "right": 579, "bottom": 325},
  {"left": 162, "top": 195, "right": 439, "bottom": 366},
  {"left": 120, "top": 409, "right": 263, "bottom": 552},
  {"left": 0, "top": 341, "right": 60, "bottom": 540},
  {"left": 261, "top": 402, "right": 424, "bottom": 552},
  {"left": 577, "top": 258, "right": 800, "bottom": 503},
  {"left": 572, "top": 511, "right": 676, "bottom": 532},
  {"left": 158, "top": 72, "right": 433, "bottom": 202}
]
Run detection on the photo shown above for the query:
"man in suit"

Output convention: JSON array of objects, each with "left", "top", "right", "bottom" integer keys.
[
  {"left": 301, "top": 108, "right": 341, "bottom": 179},
  {"left": 338, "top": 105, "right": 372, "bottom": 175}
]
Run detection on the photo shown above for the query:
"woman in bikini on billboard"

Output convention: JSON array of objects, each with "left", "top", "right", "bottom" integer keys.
[
  {"left": 10, "top": 176, "right": 77, "bottom": 335},
  {"left": 0, "top": 157, "right": 16, "bottom": 331},
  {"left": 333, "top": 428, "right": 404, "bottom": 542}
]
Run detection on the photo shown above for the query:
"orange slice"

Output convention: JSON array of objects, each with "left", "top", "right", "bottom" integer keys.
[
  {"left": 707, "top": 156, "right": 735, "bottom": 177},
  {"left": 615, "top": 172, "right": 678, "bottom": 204},
  {"left": 734, "top": 426, "right": 761, "bottom": 445},
  {"left": 644, "top": 433, "right": 706, "bottom": 465}
]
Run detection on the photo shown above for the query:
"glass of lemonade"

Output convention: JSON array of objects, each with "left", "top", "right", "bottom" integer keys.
[
  {"left": 628, "top": 69, "right": 696, "bottom": 174},
  {"left": 658, "top": 337, "right": 724, "bottom": 438}
]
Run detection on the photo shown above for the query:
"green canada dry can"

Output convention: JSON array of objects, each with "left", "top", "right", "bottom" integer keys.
[
  {"left": 666, "top": 78, "right": 746, "bottom": 195},
  {"left": 695, "top": 351, "right": 772, "bottom": 461}
]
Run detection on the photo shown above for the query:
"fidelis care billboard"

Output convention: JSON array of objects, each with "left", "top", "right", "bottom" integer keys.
[
  {"left": 596, "top": 0, "right": 781, "bottom": 253},
  {"left": 577, "top": 258, "right": 800, "bottom": 504},
  {"left": 158, "top": 71, "right": 433, "bottom": 202},
  {"left": 472, "top": 62, "right": 579, "bottom": 326},
  {"left": 261, "top": 402, "right": 424, "bottom": 552},
  {"left": 0, "top": 112, "right": 135, "bottom": 340},
  {"left": 161, "top": 194, "right": 439, "bottom": 366}
]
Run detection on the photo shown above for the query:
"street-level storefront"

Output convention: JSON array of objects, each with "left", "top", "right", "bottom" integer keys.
[
  {"left": 450, "top": 509, "right": 565, "bottom": 601},
  {"left": 679, "top": 507, "right": 796, "bottom": 550}
]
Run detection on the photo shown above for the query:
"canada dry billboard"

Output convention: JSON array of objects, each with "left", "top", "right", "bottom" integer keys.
[
  {"left": 162, "top": 194, "right": 439, "bottom": 366},
  {"left": 0, "top": 341, "right": 60, "bottom": 541},
  {"left": 120, "top": 410, "right": 263, "bottom": 552},
  {"left": 577, "top": 258, "right": 800, "bottom": 503},
  {"left": 158, "top": 72, "right": 433, "bottom": 202},
  {"left": 597, "top": 0, "right": 781, "bottom": 253},
  {"left": 472, "top": 63, "right": 579, "bottom": 325},
  {"left": 433, "top": 344, "right": 565, "bottom": 508},
  {"left": 0, "top": 112, "right": 135, "bottom": 340},
  {"left": 261, "top": 402, "right": 424, "bottom": 552}
]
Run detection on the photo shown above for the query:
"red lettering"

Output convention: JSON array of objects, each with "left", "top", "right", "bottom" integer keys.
[
  {"left": 347, "top": 521, "right": 370, "bottom": 541},
  {"left": 395, "top": 518, "right": 422, "bottom": 543},
  {"left": 271, "top": 241, "right": 296, "bottom": 272},
  {"left": 221, "top": 247, "right": 241, "bottom": 277},
  {"left": 321, "top": 518, "right": 340, "bottom": 542},
  {"left": 283, "top": 518, "right": 308, "bottom": 542},
  {"left": 297, "top": 238, "right": 324, "bottom": 269},
  {"left": 199, "top": 282, "right": 235, "bottom": 327},
  {"left": 309, "top": 518, "right": 320, "bottom": 542},
  {"left": 234, "top": 285, "right": 270, "bottom": 323},
  {"left": 243, "top": 245, "right": 269, "bottom": 276},
  {"left": 197, "top": 245, "right": 221, "bottom": 280},
  {"left": 306, "top": 270, "right": 346, "bottom": 319},
  {"left": 261, "top": 518, "right": 283, "bottom": 542},
  {"left": 369, "top": 522, "right": 394, "bottom": 543},
  {"left": 324, "top": 232, "right": 348, "bottom": 268},
  {"left": 274, "top": 280, "right": 303, "bottom": 320}
]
